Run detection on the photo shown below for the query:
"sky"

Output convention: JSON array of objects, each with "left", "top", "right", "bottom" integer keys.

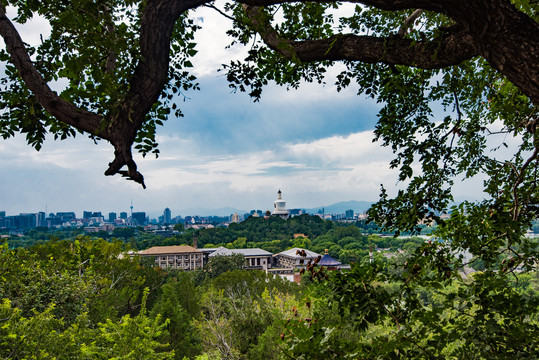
[{"left": 0, "top": 3, "right": 488, "bottom": 218}]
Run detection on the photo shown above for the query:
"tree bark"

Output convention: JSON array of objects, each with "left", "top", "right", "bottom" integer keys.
[
  {"left": 442, "top": 0, "right": 539, "bottom": 104},
  {"left": 102, "top": 0, "right": 209, "bottom": 187}
]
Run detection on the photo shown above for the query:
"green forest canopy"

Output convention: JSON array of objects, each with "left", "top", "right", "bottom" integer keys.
[{"left": 1, "top": 230, "right": 538, "bottom": 359}]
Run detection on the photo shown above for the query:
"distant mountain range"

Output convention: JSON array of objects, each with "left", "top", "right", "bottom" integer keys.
[
  {"left": 152, "top": 197, "right": 480, "bottom": 218},
  {"left": 170, "top": 200, "right": 374, "bottom": 217},
  {"left": 303, "top": 200, "right": 374, "bottom": 215},
  {"left": 174, "top": 207, "right": 247, "bottom": 217}
]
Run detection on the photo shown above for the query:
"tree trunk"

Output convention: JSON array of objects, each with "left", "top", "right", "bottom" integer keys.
[{"left": 444, "top": 0, "right": 539, "bottom": 104}]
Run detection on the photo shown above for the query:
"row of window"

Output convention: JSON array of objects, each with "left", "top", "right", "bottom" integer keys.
[
  {"left": 247, "top": 257, "right": 265, "bottom": 266},
  {"left": 160, "top": 264, "right": 202, "bottom": 269},
  {"left": 158, "top": 255, "right": 202, "bottom": 261}
]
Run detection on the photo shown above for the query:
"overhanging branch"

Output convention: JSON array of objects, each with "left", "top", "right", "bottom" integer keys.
[
  {"left": 240, "top": 0, "right": 539, "bottom": 103},
  {"left": 239, "top": 0, "right": 448, "bottom": 12},
  {"left": 242, "top": 5, "right": 478, "bottom": 69},
  {"left": 0, "top": 7, "right": 106, "bottom": 138}
]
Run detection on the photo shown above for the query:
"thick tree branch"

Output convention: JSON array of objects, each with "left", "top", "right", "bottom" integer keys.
[
  {"left": 0, "top": 6, "right": 107, "bottom": 138},
  {"left": 122, "top": 0, "right": 209, "bottom": 129},
  {"left": 243, "top": 5, "right": 478, "bottom": 69},
  {"left": 101, "top": 0, "right": 210, "bottom": 187},
  {"left": 102, "top": 4, "right": 118, "bottom": 74},
  {"left": 239, "top": 0, "right": 449, "bottom": 12},
  {"left": 240, "top": 0, "right": 539, "bottom": 103},
  {"left": 1, "top": 0, "right": 211, "bottom": 188},
  {"left": 441, "top": 0, "right": 539, "bottom": 104}
]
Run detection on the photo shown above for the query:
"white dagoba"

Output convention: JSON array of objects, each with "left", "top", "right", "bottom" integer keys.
[{"left": 272, "top": 190, "right": 289, "bottom": 219}]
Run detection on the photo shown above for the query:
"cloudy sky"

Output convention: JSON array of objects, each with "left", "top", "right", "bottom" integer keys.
[{"left": 0, "top": 3, "right": 487, "bottom": 218}]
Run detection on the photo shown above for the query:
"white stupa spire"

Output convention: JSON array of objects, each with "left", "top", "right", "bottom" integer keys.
[{"left": 272, "top": 189, "right": 289, "bottom": 219}]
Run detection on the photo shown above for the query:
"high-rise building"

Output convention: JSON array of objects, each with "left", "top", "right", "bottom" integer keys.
[
  {"left": 37, "top": 212, "right": 46, "bottom": 227},
  {"left": 13, "top": 213, "right": 37, "bottom": 228},
  {"left": 164, "top": 208, "right": 171, "bottom": 224},
  {"left": 132, "top": 212, "right": 146, "bottom": 226},
  {"left": 231, "top": 213, "right": 240, "bottom": 223},
  {"left": 57, "top": 212, "right": 76, "bottom": 221},
  {"left": 120, "top": 212, "right": 128, "bottom": 219},
  {"left": 109, "top": 212, "right": 117, "bottom": 222},
  {"left": 83, "top": 211, "right": 92, "bottom": 219},
  {"left": 345, "top": 209, "right": 354, "bottom": 219}
]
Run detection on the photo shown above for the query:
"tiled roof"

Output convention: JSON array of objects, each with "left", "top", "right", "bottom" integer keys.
[
  {"left": 209, "top": 247, "right": 273, "bottom": 257},
  {"left": 200, "top": 247, "right": 223, "bottom": 253},
  {"left": 276, "top": 247, "right": 321, "bottom": 259},
  {"left": 318, "top": 254, "right": 342, "bottom": 266},
  {"left": 139, "top": 245, "right": 201, "bottom": 255}
]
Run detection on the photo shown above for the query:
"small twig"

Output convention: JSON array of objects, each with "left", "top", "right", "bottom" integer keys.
[
  {"left": 204, "top": 4, "right": 236, "bottom": 22},
  {"left": 398, "top": 9, "right": 423, "bottom": 37},
  {"left": 511, "top": 145, "right": 539, "bottom": 220},
  {"left": 276, "top": 343, "right": 297, "bottom": 360},
  {"left": 508, "top": 267, "right": 519, "bottom": 283},
  {"left": 482, "top": 232, "right": 509, "bottom": 249}
]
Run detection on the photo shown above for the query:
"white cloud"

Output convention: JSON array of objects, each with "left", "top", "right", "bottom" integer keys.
[
  {"left": 189, "top": 4, "right": 248, "bottom": 77},
  {"left": 0, "top": 135, "right": 111, "bottom": 170},
  {"left": 3, "top": 7, "right": 51, "bottom": 48},
  {"left": 136, "top": 128, "right": 400, "bottom": 206}
]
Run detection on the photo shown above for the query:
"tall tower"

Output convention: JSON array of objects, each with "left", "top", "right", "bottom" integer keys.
[
  {"left": 271, "top": 190, "right": 289, "bottom": 219},
  {"left": 164, "top": 208, "right": 171, "bottom": 224}
]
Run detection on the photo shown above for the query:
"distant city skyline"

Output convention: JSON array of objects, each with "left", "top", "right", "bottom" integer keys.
[
  {"left": 0, "top": 198, "right": 375, "bottom": 220},
  {"left": 0, "top": 197, "right": 371, "bottom": 231}
]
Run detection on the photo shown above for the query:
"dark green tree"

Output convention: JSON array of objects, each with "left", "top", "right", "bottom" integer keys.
[
  {"left": 112, "top": 226, "right": 136, "bottom": 240},
  {"left": 151, "top": 273, "right": 203, "bottom": 359},
  {"left": 200, "top": 253, "right": 246, "bottom": 280},
  {"left": 173, "top": 223, "right": 184, "bottom": 232}
]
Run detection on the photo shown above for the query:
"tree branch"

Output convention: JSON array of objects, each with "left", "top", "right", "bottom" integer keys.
[
  {"left": 0, "top": 7, "right": 107, "bottom": 138},
  {"left": 511, "top": 144, "right": 539, "bottom": 221},
  {"left": 240, "top": 0, "right": 539, "bottom": 103},
  {"left": 398, "top": 9, "right": 423, "bottom": 37},
  {"left": 99, "top": 0, "right": 210, "bottom": 187},
  {"left": 242, "top": 5, "right": 478, "bottom": 69},
  {"left": 123, "top": 0, "right": 210, "bottom": 129},
  {"left": 239, "top": 0, "right": 449, "bottom": 12}
]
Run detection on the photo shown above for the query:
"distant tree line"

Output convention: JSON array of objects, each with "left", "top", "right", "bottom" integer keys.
[{"left": 4, "top": 215, "right": 432, "bottom": 265}]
